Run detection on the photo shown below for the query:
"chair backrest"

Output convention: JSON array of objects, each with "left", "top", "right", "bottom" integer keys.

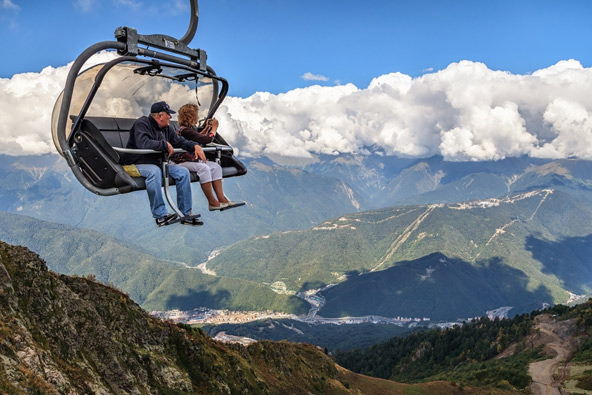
[
  {"left": 81, "top": 119, "right": 120, "bottom": 163},
  {"left": 72, "top": 117, "right": 138, "bottom": 191},
  {"left": 79, "top": 115, "right": 247, "bottom": 181},
  {"left": 83, "top": 116, "right": 180, "bottom": 148},
  {"left": 83, "top": 116, "right": 131, "bottom": 149}
]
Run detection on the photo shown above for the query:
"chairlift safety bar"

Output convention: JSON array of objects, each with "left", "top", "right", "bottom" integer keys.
[{"left": 112, "top": 146, "right": 234, "bottom": 154}]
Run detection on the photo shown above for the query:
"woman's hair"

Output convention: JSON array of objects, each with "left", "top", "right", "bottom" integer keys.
[{"left": 177, "top": 103, "right": 198, "bottom": 128}]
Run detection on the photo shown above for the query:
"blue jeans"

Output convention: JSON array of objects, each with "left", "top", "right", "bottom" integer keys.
[{"left": 136, "top": 163, "right": 192, "bottom": 218}]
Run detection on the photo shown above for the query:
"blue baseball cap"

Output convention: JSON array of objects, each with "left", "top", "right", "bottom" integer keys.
[{"left": 150, "top": 101, "right": 176, "bottom": 114}]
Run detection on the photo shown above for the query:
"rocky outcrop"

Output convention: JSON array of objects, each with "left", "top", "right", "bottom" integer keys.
[{"left": 0, "top": 241, "right": 347, "bottom": 394}]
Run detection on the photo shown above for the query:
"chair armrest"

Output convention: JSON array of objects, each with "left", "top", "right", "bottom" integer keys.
[
  {"left": 202, "top": 145, "right": 234, "bottom": 152},
  {"left": 113, "top": 145, "right": 234, "bottom": 154},
  {"left": 113, "top": 147, "right": 164, "bottom": 154}
]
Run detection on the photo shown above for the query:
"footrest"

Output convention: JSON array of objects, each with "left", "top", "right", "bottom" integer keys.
[{"left": 219, "top": 202, "right": 246, "bottom": 211}]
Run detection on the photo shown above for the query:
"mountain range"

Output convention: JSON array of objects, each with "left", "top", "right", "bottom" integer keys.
[
  {"left": 1, "top": 153, "right": 592, "bottom": 322},
  {"left": 0, "top": 154, "right": 364, "bottom": 265},
  {"left": 207, "top": 187, "right": 592, "bottom": 320}
]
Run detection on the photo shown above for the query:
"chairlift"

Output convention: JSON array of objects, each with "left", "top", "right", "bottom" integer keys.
[{"left": 51, "top": 0, "right": 246, "bottom": 223}]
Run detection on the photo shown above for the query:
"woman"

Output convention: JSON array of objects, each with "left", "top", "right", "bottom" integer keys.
[{"left": 172, "top": 103, "right": 233, "bottom": 211}]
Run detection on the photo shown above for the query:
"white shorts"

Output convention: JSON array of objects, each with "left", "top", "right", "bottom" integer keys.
[{"left": 177, "top": 160, "right": 223, "bottom": 184}]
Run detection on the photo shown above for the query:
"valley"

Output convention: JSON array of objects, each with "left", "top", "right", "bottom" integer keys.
[
  {"left": 207, "top": 187, "right": 592, "bottom": 322},
  {"left": 4, "top": 237, "right": 592, "bottom": 393},
  {"left": 2, "top": 153, "right": 592, "bottom": 341},
  {"left": 3, "top": 152, "right": 592, "bottom": 392}
]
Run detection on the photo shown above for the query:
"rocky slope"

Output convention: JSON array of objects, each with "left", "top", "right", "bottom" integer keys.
[{"left": 0, "top": 241, "right": 478, "bottom": 394}]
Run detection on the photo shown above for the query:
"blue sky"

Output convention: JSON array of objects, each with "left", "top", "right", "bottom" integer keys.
[{"left": 2, "top": 0, "right": 592, "bottom": 97}]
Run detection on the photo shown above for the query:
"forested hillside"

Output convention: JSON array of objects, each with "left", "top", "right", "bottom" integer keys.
[
  {"left": 208, "top": 188, "right": 592, "bottom": 320},
  {"left": 335, "top": 300, "right": 592, "bottom": 391},
  {"left": 335, "top": 313, "right": 537, "bottom": 389}
]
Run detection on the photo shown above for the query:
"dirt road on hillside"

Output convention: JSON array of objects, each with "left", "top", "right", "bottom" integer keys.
[{"left": 528, "top": 314, "right": 576, "bottom": 395}]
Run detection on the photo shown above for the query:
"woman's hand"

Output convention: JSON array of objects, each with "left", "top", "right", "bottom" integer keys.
[
  {"left": 203, "top": 118, "right": 219, "bottom": 136},
  {"left": 210, "top": 118, "right": 219, "bottom": 133},
  {"left": 194, "top": 145, "right": 206, "bottom": 162}
]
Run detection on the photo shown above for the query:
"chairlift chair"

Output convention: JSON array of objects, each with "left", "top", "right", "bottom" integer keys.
[{"left": 51, "top": 0, "right": 246, "bottom": 221}]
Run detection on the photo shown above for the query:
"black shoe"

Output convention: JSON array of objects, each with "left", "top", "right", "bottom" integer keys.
[
  {"left": 181, "top": 216, "right": 204, "bottom": 226},
  {"left": 155, "top": 213, "right": 177, "bottom": 227}
]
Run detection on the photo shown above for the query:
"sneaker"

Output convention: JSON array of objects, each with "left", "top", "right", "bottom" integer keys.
[
  {"left": 155, "top": 213, "right": 177, "bottom": 227},
  {"left": 181, "top": 217, "right": 204, "bottom": 226}
]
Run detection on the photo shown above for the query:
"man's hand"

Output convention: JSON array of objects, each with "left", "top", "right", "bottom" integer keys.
[
  {"left": 194, "top": 145, "right": 206, "bottom": 162},
  {"left": 166, "top": 142, "right": 174, "bottom": 156}
]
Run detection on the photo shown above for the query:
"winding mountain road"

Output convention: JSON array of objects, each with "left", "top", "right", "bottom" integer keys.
[{"left": 528, "top": 314, "right": 576, "bottom": 395}]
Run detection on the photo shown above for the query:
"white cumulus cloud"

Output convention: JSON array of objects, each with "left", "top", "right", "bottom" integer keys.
[
  {"left": 219, "top": 59, "right": 592, "bottom": 161},
  {"left": 3, "top": 57, "right": 592, "bottom": 162},
  {"left": 0, "top": 51, "right": 118, "bottom": 155},
  {"left": 302, "top": 72, "right": 329, "bottom": 82}
]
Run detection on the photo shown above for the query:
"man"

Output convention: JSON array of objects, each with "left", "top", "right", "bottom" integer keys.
[{"left": 122, "top": 101, "right": 206, "bottom": 226}]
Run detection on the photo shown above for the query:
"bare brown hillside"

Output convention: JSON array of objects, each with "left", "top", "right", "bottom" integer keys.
[{"left": 528, "top": 314, "right": 577, "bottom": 395}]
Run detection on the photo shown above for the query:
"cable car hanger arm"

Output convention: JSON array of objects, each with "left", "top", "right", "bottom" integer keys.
[
  {"left": 114, "top": 27, "right": 207, "bottom": 72},
  {"left": 114, "top": 0, "right": 203, "bottom": 69},
  {"left": 180, "top": 0, "right": 199, "bottom": 46}
]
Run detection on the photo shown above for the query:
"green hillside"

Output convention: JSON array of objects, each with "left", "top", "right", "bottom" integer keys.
[
  {"left": 207, "top": 188, "right": 592, "bottom": 319},
  {"left": 210, "top": 189, "right": 591, "bottom": 288},
  {"left": 0, "top": 211, "right": 308, "bottom": 314},
  {"left": 334, "top": 311, "right": 539, "bottom": 390},
  {"left": 334, "top": 299, "right": 592, "bottom": 392}
]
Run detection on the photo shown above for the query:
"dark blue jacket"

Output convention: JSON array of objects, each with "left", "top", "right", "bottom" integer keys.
[{"left": 121, "top": 115, "right": 197, "bottom": 165}]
